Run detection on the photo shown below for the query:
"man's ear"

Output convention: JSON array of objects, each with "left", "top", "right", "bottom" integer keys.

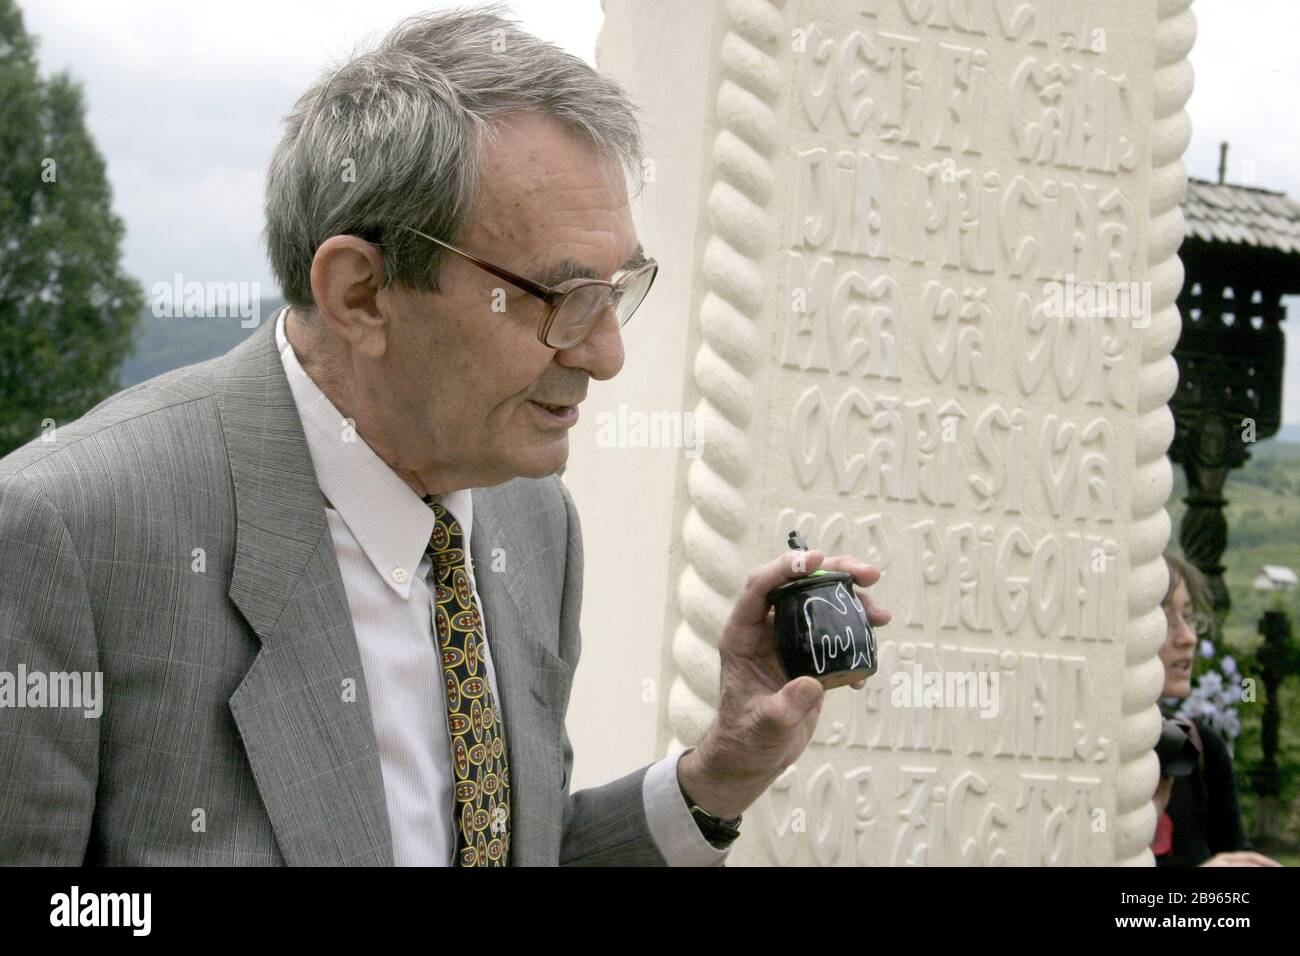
[{"left": 308, "top": 235, "right": 388, "bottom": 354}]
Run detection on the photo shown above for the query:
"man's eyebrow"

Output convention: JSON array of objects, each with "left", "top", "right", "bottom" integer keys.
[
  {"left": 619, "top": 244, "right": 647, "bottom": 272},
  {"left": 532, "top": 245, "right": 646, "bottom": 287}
]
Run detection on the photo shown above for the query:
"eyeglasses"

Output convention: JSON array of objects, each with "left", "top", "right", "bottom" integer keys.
[{"left": 394, "top": 225, "right": 658, "bottom": 349}]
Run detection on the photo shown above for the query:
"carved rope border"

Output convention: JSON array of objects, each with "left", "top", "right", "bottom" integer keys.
[
  {"left": 666, "top": 0, "right": 785, "bottom": 754},
  {"left": 1118, "top": 0, "right": 1194, "bottom": 867}
]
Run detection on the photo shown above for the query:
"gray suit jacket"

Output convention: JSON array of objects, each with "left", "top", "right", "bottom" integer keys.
[{"left": 0, "top": 316, "right": 666, "bottom": 865}]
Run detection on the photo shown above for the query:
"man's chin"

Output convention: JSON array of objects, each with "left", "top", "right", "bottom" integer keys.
[{"left": 513, "top": 436, "right": 569, "bottom": 479}]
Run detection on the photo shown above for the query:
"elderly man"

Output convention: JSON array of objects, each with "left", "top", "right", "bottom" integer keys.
[{"left": 0, "top": 8, "right": 888, "bottom": 866}]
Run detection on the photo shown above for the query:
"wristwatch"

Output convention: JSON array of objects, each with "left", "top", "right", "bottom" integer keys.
[{"left": 678, "top": 779, "right": 742, "bottom": 849}]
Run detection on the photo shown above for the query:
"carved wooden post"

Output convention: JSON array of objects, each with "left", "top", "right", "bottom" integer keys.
[
  {"left": 1251, "top": 607, "right": 1296, "bottom": 843},
  {"left": 1176, "top": 416, "right": 1238, "bottom": 612},
  {"left": 1170, "top": 272, "right": 1289, "bottom": 614}
]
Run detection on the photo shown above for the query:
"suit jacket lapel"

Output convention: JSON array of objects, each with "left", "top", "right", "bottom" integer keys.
[
  {"left": 471, "top": 486, "right": 572, "bottom": 866},
  {"left": 213, "top": 315, "right": 570, "bottom": 866},
  {"left": 217, "top": 316, "right": 394, "bottom": 865}
]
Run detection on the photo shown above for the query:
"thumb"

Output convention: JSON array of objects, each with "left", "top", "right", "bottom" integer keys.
[{"left": 760, "top": 677, "right": 824, "bottom": 731}]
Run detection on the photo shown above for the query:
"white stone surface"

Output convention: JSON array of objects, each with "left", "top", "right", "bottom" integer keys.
[{"left": 562, "top": 0, "right": 1193, "bottom": 866}]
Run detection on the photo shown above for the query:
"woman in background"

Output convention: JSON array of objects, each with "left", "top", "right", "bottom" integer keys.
[{"left": 1152, "top": 551, "right": 1280, "bottom": 866}]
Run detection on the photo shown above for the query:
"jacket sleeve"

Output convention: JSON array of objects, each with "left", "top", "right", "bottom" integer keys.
[
  {"left": 0, "top": 473, "right": 100, "bottom": 864},
  {"left": 552, "top": 476, "right": 667, "bottom": 867},
  {"left": 1195, "top": 717, "right": 1253, "bottom": 855}
]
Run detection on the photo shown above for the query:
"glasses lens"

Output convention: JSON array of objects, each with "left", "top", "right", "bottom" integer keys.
[
  {"left": 546, "top": 284, "right": 613, "bottom": 349},
  {"left": 542, "top": 262, "right": 657, "bottom": 349},
  {"left": 614, "top": 262, "right": 656, "bottom": 326}
]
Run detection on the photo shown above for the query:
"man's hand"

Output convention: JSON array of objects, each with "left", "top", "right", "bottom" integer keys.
[
  {"left": 676, "top": 548, "right": 890, "bottom": 821},
  {"left": 1201, "top": 851, "right": 1282, "bottom": 867}
]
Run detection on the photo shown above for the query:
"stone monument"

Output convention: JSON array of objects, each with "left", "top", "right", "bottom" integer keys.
[{"left": 563, "top": 0, "right": 1195, "bottom": 865}]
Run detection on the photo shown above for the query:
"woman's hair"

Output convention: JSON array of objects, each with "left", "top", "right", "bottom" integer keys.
[{"left": 1163, "top": 550, "right": 1214, "bottom": 636}]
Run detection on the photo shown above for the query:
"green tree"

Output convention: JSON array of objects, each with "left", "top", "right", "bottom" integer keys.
[{"left": 0, "top": 0, "right": 142, "bottom": 457}]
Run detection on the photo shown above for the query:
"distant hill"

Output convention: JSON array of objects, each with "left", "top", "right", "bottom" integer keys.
[
  {"left": 1276, "top": 423, "right": 1300, "bottom": 445},
  {"left": 118, "top": 298, "right": 283, "bottom": 389}
]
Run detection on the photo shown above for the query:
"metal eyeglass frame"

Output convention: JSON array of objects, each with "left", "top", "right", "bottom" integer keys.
[{"left": 393, "top": 224, "right": 658, "bottom": 348}]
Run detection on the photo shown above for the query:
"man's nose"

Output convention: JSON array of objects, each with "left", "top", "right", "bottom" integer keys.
[{"left": 558, "top": 306, "right": 625, "bottom": 381}]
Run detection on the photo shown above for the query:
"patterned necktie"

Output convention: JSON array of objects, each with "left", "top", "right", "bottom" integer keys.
[{"left": 423, "top": 498, "right": 511, "bottom": 866}]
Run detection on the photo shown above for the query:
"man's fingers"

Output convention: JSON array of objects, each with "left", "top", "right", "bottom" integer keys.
[
  {"left": 1239, "top": 852, "right": 1282, "bottom": 866},
  {"left": 856, "top": 589, "right": 893, "bottom": 626},
  {"left": 820, "top": 556, "right": 881, "bottom": 588},
  {"left": 729, "top": 549, "right": 829, "bottom": 628},
  {"left": 729, "top": 552, "right": 887, "bottom": 630},
  {"left": 1204, "top": 851, "right": 1281, "bottom": 867}
]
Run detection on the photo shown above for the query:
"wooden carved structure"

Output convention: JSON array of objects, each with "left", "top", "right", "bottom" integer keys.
[{"left": 1171, "top": 174, "right": 1300, "bottom": 612}]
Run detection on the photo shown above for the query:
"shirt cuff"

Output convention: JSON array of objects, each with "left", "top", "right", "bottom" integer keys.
[{"left": 642, "top": 748, "right": 732, "bottom": 867}]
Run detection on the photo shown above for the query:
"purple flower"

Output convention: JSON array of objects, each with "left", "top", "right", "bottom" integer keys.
[{"left": 1171, "top": 648, "right": 1245, "bottom": 742}]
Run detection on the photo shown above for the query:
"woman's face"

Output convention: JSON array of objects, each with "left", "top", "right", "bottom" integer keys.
[{"left": 1159, "top": 579, "right": 1199, "bottom": 698}]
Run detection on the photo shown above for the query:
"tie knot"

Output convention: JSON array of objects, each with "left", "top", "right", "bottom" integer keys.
[{"left": 425, "top": 498, "right": 467, "bottom": 576}]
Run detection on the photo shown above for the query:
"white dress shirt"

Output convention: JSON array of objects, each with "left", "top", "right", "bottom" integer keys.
[{"left": 274, "top": 307, "right": 728, "bottom": 866}]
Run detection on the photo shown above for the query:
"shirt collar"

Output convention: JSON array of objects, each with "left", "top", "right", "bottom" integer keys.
[{"left": 274, "top": 306, "right": 474, "bottom": 597}]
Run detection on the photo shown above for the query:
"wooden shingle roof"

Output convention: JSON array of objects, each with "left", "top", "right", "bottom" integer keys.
[{"left": 1182, "top": 177, "right": 1300, "bottom": 254}]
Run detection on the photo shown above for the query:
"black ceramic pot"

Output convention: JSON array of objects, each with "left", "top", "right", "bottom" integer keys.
[{"left": 766, "top": 533, "right": 877, "bottom": 689}]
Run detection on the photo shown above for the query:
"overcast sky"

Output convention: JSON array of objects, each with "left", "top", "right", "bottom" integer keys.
[{"left": 20, "top": 0, "right": 1300, "bottom": 426}]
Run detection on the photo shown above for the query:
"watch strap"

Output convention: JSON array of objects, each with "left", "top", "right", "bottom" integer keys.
[{"left": 678, "top": 779, "right": 742, "bottom": 849}]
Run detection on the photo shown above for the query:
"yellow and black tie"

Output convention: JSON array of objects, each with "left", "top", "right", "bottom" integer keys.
[{"left": 424, "top": 499, "right": 511, "bottom": 866}]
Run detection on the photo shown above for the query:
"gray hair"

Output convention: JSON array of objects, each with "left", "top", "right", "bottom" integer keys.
[{"left": 264, "top": 4, "right": 644, "bottom": 312}]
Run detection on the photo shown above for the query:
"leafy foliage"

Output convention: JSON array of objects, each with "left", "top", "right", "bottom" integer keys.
[{"left": 0, "top": 0, "right": 142, "bottom": 457}]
